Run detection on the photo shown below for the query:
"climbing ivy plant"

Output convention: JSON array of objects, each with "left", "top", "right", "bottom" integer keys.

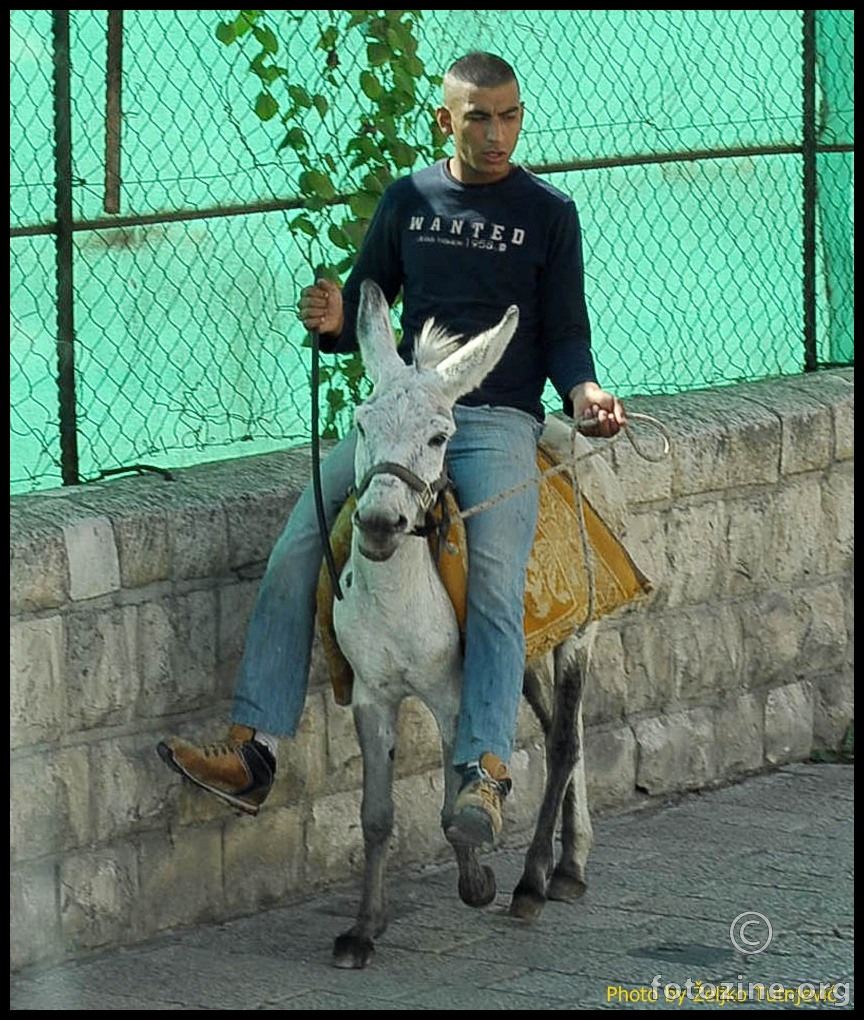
[{"left": 215, "top": 10, "right": 447, "bottom": 437}]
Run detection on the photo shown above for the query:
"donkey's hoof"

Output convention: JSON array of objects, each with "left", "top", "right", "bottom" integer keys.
[
  {"left": 333, "top": 932, "right": 375, "bottom": 969},
  {"left": 458, "top": 863, "right": 497, "bottom": 908},
  {"left": 509, "top": 879, "right": 546, "bottom": 921},
  {"left": 547, "top": 869, "right": 588, "bottom": 903}
]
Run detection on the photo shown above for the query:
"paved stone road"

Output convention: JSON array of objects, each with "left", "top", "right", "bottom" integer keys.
[{"left": 11, "top": 761, "right": 853, "bottom": 1010}]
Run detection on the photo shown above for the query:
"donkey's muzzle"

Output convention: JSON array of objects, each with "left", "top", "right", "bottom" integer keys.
[{"left": 353, "top": 509, "right": 407, "bottom": 561}]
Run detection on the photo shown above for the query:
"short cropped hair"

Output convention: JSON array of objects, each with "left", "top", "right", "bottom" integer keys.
[{"left": 444, "top": 52, "right": 518, "bottom": 91}]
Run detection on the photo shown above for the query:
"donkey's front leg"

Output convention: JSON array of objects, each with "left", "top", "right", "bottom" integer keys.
[{"left": 332, "top": 700, "right": 398, "bottom": 969}]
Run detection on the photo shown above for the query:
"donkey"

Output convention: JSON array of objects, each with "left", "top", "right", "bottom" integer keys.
[{"left": 329, "top": 278, "right": 597, "bottom": 969}]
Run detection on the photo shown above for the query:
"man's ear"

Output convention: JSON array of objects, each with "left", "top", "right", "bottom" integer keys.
[{"left": 435, "top": 105, "right": 452, "bottom": 136}]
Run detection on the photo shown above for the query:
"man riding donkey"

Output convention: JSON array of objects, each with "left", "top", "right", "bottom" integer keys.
[{"left": 158, "top": 50, "right": 625, "bottom": 849}]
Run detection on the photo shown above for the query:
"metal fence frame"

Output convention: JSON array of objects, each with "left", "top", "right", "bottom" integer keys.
[{"left": 9, "top": 10, "right": 855, "bottom": 490}]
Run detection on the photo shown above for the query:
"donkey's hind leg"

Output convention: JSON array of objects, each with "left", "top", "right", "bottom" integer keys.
[
  {"left": 547, "top": 700, "right": 592, "bottom": 902},
  {"left": 333, "top": 699, "right": 398, "bottom": 969},
  {"left": 548, "top": 627, "right": 594, "bottom": 901},
  {"left": 511, "top": 638, "right": 591, "bottom": 920}
]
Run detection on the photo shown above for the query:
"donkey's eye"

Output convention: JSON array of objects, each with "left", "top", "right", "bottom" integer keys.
[
  {"left": 355, "top": 420, "right": 366, "bottom": 438},
  {"left": 428, "top": 433, "right": 448, "bottom": 448}
]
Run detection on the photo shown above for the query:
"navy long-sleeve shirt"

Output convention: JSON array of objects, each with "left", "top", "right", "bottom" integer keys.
[{"left": 321, "top": 159, "right": 597, "bottom": 421}]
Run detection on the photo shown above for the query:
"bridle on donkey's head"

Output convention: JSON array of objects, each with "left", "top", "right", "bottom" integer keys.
[{"left": 352, "top": 460, "right": 454, "bottom": 539}]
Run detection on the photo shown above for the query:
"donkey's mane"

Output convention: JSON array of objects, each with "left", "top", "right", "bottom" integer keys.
[{"left": 413, "top": 319, "right": 463, "bottom": 372}]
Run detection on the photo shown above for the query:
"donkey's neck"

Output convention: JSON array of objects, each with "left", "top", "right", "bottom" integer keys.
[
  {"left": 348, "top": 532, "right": 446, "bottom": 606},
  {"left": 335, "top": 531, "right": 462, "bottom": 698}
]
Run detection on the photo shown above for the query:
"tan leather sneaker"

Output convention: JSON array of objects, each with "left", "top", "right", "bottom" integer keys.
[
  {"left": 446, "top": 752, "right": 512, "bottom": 847},
  {"left": 157, "top": 723, "right": 275, "bottom": 815}
]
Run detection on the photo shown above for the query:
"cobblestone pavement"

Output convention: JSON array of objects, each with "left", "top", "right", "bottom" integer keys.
[{"left": 11, "top": 762, "right": 853, "bottom": 1010}]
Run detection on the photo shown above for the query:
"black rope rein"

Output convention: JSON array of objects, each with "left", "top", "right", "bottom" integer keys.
[{"left": 309, "top": 265, "right": 344, "bottom": 601}]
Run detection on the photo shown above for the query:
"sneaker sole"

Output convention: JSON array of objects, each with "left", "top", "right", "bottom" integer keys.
[
  {"left": 156, "top": 741, "right": 262, "bottom": 817},
  {"left": 445, "top": 807, "right": 497, "bottom": 848}
]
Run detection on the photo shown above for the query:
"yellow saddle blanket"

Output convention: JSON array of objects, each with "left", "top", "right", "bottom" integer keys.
[{"left": 316, "top": 440, "right": 652, "bottom": 706}]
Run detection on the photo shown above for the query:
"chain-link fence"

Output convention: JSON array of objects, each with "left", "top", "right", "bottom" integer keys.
[{"left": 9, "top": 10, "right": 855, "bottom": 495}]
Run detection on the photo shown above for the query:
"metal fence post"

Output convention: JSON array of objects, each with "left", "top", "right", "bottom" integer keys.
[
  {"left": 801, "top": 10, "right": 818, "bottom": 373},
  {"left": 52, "top": 9, "right": 80, "bottom": 484}
]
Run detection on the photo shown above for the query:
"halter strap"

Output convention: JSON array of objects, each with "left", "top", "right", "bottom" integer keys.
[
  {"left": 353, "top": 461, "right": 453, "bottom": 541},
  {"left": 354, "top": 461, "right": 451, "bottom": 509}
]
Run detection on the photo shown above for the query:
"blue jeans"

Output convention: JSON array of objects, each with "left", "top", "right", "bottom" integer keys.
[{"left": 232, "top": 403, "right": 543, "bottom": 766}]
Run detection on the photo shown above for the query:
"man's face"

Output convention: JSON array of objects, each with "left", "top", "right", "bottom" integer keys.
[{"left": 436, "top": 80, "right": 524, "bottom": 185}]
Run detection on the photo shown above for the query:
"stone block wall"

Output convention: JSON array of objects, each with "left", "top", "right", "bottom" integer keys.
[{"left": 9, "top": 369, "right": 854, "bottom": 972}]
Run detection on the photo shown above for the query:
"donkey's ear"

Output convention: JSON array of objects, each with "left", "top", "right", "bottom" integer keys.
[
  {"left": 435, "top": 305, "right": 519, "bottom": 403},
  {"left": 356, "top": 279, "right": 402, "bottom": 387}
]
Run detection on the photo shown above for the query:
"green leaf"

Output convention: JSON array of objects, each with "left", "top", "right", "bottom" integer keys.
[
  {"left": 299, "top": 169, "right": 336, "bottom": 200},
  {"left": 334, "top": 253, "right": 355, "bottom": 275},
  {"left": 327, "top": 223, "right": 352, "bottom": 251},
  {"left": 341, "top": 219, "right": 370, "bottom": 250},
  {"left": 290, "top": 214, "right": 318, "bottom": 238},
  {"left": 235, "top": 11, "right": 261, "bottom": 37},
  {"left": 251, "top": 57, "right": 286, "bottom": 86},
  {"left": 366, "top": 15, "right": 388, "bottom": 42},
  {"left": 252, "top": 24, "right": 279, "bottom": 54},
  {"left": 393, "top": 65, "right": 417, "bottom": 99},
  {"left": 402, "top": 53, "right": 423, "bottom": 77},
  {"left": 386, "top": 26, "right": 405, "bottom": 53},
  {"left": 357, "top": 136, "right": 384, "bottom": 161},
  {"left": 313, "top": 94, "right": 329, "bottom": 119},
  {"left": 401, "top": 29, "right": 419, "bottom": 58},
  {"left": 288, "top": 84, "right": 313, "bottom": 109},
  {"left": 326, "top": 388, "right": 347, "bottom": 412},
  {"left": 277, "top": 126, "right": 307, "bottom": 152},
  {"left": 345, "top": 11, "right": 369, "bottom": 30},
  {"left": 430, "top": 121, "right": 447, "bottom": 149},
  {"left": 361, "top": 171, "right": 387, "bottom": 195},
  {"left": 390, "top": 140, "right": 417, "bottom": 168},
  {"left": 359, "top": 70, "right": 383, "bottom": 101},
  {"left": 215, "top": 21, "right": 236, "bottom": 46},
  {"left": 318, "top": 24, "right": 339, "bottom": 49},
  {"left": 369, "top": 165, "right": 394, "bottom": 189},
  {"left": 348, "top": 190, "right": 381, "bottom": 219},
  {"left": 376, "top": 115, "right": 398, "bottom": 143},
  {"left": 367, "top": 42, "right": 390, "bottom": 67},
  {"left": 254, "top": 91, "right": 279, "bottom": 122}
]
